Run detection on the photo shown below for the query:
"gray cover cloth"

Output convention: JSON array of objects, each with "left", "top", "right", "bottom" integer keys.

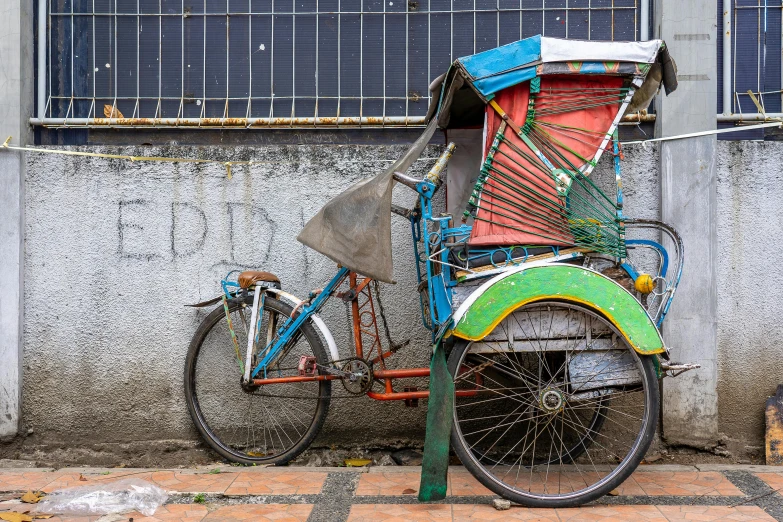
[{"left": 297, "top": 119, "right": 438, "bottom": 283}]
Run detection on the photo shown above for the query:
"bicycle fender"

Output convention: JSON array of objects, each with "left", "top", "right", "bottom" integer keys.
[
  {"left": 264, "top": 288, "right": 341, "bottom": 363},
  {"left": 451, "top": 264, "right": 667, "bottom": 356}
]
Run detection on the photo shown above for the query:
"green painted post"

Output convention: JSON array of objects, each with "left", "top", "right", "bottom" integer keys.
[{"left": 418, "top": 340, "right": 454, "bottom": 502}]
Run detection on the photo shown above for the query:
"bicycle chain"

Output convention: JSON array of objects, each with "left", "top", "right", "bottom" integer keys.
[{"left": 372, "top": 280, "right": 410, "bottom": 352}]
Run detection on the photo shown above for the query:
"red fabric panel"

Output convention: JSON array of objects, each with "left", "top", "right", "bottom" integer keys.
[{"left": 468, "top": 75, "right": 623, "bottom": 247}]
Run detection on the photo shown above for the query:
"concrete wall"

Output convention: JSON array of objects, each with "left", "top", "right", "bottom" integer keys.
[
  {"left": 0, "top": 0, "right": 33, "bottom": 440},
  {"left": 715, "top": 141, "right": 783, "bottom": 457},
  {"left": 11, "top": 139, "right": 777, "bottom": 462}
]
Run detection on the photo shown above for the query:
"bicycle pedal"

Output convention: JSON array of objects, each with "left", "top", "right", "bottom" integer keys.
[
  {"left": 298, "top": 356, "right": 318, "bottom": 376},
  {"left": 404, "top": 387, "right": 419, "bottom": 408}
]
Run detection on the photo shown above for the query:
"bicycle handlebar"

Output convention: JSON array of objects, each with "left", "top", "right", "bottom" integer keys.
[
  {"left": 425, "top": 142, "right": 457, "bottom": 186},
  {"left": 392, "top": 142, "right": 457, "bottom": 216}
]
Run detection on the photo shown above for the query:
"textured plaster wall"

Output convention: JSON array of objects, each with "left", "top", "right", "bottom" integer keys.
[
  {"left": 22, "top": 144, "right": 442, "bottom": 453},
  {"left": 18, "top": 139, "right": 770, "bottom": 459},
  {"left": 715, "top": 141, "right": 783, "bottom": 456}
]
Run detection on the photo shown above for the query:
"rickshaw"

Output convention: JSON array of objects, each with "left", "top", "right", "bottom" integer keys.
[{"left": 184, "top": 35, "right": 696, "bottom": 508}]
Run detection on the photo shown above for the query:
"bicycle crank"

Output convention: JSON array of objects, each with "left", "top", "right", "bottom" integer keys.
[{"left": 339, "top": 358, "right": 373, "bottom": 395}]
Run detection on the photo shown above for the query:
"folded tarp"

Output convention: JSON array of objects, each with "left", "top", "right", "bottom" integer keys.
[{"left": 457, "top": 36, "right": 670, "bottom": 98}]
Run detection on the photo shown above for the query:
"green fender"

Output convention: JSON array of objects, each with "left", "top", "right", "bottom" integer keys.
[{"left": 451, "top": 264, "right": 666, "bottom": 355}]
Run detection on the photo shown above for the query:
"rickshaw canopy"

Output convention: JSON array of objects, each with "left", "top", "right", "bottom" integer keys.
[
  {"left": 455, "top": 35, "right": 674, "bottom": 98},
  {"left": 297, "top": 36, "right": 678, "bottom": 283}
]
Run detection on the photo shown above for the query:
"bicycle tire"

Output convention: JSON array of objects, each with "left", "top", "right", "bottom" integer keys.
[{"left": 185, "top": 295, "right": 331, "bottom": 465}]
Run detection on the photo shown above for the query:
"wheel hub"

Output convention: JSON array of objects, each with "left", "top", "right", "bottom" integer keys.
[{"left": 539, "top": 388, "right": 565, "bottom": 413}]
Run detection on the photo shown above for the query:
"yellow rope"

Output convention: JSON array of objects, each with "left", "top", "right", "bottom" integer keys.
[
  {"left": 1, "top": 135, "right": 261, "bottom": 179},
  {"left": 1, "top": 136, "right": 446, "bottom": 180}
]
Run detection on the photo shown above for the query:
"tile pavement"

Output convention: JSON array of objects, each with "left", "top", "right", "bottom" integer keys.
[
  {"left": 354, "top": 470, "right": 743, "bottom": 497},
  {"left": 0, "top": 466, "right": 779, "bottom": 522}
]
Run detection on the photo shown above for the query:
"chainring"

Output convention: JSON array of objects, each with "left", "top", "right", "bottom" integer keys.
[{"left": 340, "top": 358, "right": 373, "bottom": 395}]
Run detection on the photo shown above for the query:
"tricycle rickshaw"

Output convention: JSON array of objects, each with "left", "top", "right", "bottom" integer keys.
[{"left": 184, "top": 35, "right": 696, "bottom": 508}]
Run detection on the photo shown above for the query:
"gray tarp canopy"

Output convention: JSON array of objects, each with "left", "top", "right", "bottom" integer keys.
[{"left": 296, "top": 119, "right": 438, "bottom": 283}]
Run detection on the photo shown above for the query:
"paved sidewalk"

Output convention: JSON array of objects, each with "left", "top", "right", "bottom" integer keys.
[{"left": 0, "top": 465, "right": 781, "bottom": 521}]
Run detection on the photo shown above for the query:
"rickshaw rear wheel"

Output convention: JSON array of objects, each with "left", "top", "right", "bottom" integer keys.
[{"left": 447, "top": 300, "right": 659, "bottom": 508}]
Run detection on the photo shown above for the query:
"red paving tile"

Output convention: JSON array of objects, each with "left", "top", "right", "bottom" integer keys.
[
  {"left": 448, "top": 472, "right": 493, "bottom": 496},
  {"left": 0, "top": 468, "right": 747, "bottom": 498},
  {"left": 0, "top": 470, "right": 62, "bottom": 492},
  {"left": 655, "top": 505, "right": 775, "bottom": 521},
  {"left": 41, "top": 470, "right": 239, "bottom": 494},
  {"left": 356, "top": 471, "right": 423, "bottom": 496},
  {"left": 42, "top": 504, "right": 312, "bottom": 522},
  {"left": 42, "top": 504, "right": 208, "bottom": 521},
  {"left": 0, "top": 468, "right": 329, "bottom": 496},
  {"left": 754, "top": 472, "right": 783, "bottom": 491},
  {"left": 203, "top": 503, "right": 313, "bottom": 521},
  {"left": 349, "top": 505, "right": 776, "bottom": 522},
  {"left": 557, "top": 505, "right": 668, "bottom": 521},
  {"left": 356, "top": 470, "right": 743, "bottom": 497},
  {"left": 41, "top": 471, "right": 156, "bottom": 493},
  {"left": 630, "top": 472, "right": 743, "bottom": 496},
  {"left": 453, "top": 504, "right": 561, "bottom": 520},
  {"left": 356, "top": 470, "right": 493, "bottom": 496},
  {"left": 348, "top": 503, "right": 454, "bottom": 521},
  {"left": 0, "top": 467, "right": 777, "bottom": 522},
  {"left": 223, "top": 471, "right": 327, "bottom": 495},
  {"left": 147, "top": 471, "right": 239, "bottom": 493}
]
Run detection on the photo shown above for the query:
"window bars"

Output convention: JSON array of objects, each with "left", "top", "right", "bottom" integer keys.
[
  {"left": 719, "top": 0, "right": 783, "bottom": 121},
  {"left": 34, "top": 0, "right": 642, "bottom": 128}
]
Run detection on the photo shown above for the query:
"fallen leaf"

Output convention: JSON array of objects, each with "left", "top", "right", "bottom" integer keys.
[
  {"left": 19, "top": 492, "right": 41, "bottom": 504},
  {"left": 103, "top": 105, "right": 124, "bottom": 118},
  {"left": 78, "top": 474, "right": 88, "bottom": 481},
  {"left": 0, "top": 512, "right": 34, "bottom": 522},
  {"left": 32, "top": 516, "right": 53, "bottom": 520},
  {"left": 607, "top": 489, "right": 620, "bottom": 496},
  {"left": 401, "top": 488, "right": 416, "bottom": 495},
  {"left": 343, "top": 459, "right": 372, "bottom": 467}
]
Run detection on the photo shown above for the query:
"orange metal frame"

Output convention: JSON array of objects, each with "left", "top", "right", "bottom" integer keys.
[{"left": 251, "top": 272, "right": 478, "bottom": 401}]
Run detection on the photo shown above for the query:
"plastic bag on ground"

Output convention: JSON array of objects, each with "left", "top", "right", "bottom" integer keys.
[{"left": 34, "top": 478, "right": 167, "bottom": 516}]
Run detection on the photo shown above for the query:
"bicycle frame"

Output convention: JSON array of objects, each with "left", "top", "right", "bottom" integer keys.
[
  {"left": 237, "top": 145, "right": 469, "bottom": 401},
  {"left": 243, "top": 266, "right": 479, "bottom": 401}
]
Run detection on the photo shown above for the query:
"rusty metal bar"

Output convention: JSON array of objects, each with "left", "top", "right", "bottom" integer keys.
[
  {"left": 30, "top": 114, "right": 655, "bottom": 127},
  {"left": 350, "top": 272, "right": 364, "bottom": 360},
  {"left": 252, "top": 374, "right": 339, "bottom": 385},
  {"left": 51, "top": 7, "right": 638, "bottom": 15},
  {"left": 367, "top": 389, "right": 430, "bottom": 400},
  {"left": 373, "top": 367, "right": 431, "bottom": 378},
  {"left": 367, "top": 389, "right": 480, "bottom": 400}
]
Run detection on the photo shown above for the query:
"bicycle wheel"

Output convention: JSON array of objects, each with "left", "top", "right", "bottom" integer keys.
[
  {"left": 447, "top": 300, "right": 659, "bottom": 508},
  {"left": 185, "top": 295, "right": 331, "bottom": 465}
]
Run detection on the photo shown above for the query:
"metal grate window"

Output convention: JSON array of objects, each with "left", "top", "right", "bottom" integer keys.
[
  {"left": 718, "top": 0, "right": 783, "bottom": 122},
  {"left": 38, "top": 0, "right": 642, "bottom": 127}
]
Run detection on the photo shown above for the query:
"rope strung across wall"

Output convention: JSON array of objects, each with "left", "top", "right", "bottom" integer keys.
[
  {"left": 3, "top": 119, "right": 781, "bottom": 181},
  {"left": 0, "top": 136, "right": 443, "bottom": 180}
]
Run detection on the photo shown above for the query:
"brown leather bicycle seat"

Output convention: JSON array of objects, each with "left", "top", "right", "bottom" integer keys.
[{"left": 238, "top": 270, "right": 280, "bottom": 289}]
